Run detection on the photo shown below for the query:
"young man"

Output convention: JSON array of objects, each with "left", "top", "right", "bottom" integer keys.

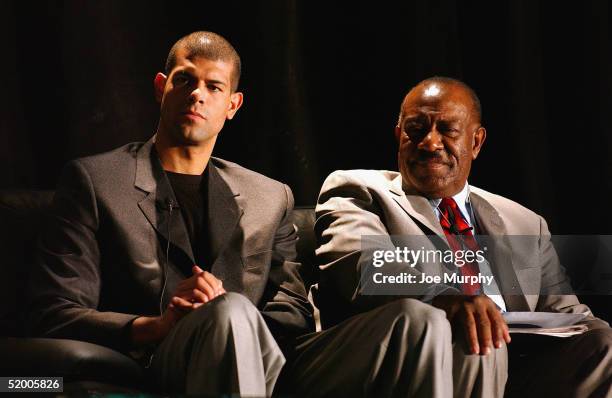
[{"left": 27, "top": 31, "right": 313, "bottom": 396}]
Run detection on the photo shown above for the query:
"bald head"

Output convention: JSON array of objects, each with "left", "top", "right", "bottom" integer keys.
[
  {"left": 398, "top": 77, "right": 482, "bottom": 127},
  {"left": 165, "top": 31, "right": 241, "bottom": 92}
]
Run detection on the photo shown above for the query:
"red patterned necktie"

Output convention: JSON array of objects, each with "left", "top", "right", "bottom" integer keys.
[{"left": 438, "top": 197, "right": 482, "bottom": 295}]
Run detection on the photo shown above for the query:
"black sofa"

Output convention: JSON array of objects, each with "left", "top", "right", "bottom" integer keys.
[
  {"left": 1, "top": 189, "right": 610, "bottom": 393},
  {"left": 0, "top": 190, "right": 145, "bottom": 392},
  {"left": 0, "top": 190, "right": 317, "bottom": 393}
]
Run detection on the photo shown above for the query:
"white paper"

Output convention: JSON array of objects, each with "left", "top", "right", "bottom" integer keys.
[
  {"left": 508, "top": 324, "right": 588, "bottom": 337},
  {"left": 503, "top": 312, "right": 588, "bottom": 337},
  {"left": 503, "top": 312, "right": 587, "bottom": 328}
]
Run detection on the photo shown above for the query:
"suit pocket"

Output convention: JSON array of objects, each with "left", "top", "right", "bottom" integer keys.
[
  {"left": 241, "top": 251, "right": 272, "bottom": 301},
  {"left": 242, "top": 250, "right": 273, "bottom": 271}
]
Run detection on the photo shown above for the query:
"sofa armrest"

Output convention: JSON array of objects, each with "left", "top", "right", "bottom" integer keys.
[{"left": 0, "top": 338, "right": 145, "bottom": 387}]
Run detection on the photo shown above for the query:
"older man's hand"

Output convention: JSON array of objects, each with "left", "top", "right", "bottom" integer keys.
[{"left": 432, "top": 294, "right": 511, "bottom": 355}]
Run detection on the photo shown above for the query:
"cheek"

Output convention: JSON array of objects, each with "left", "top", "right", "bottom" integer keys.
[
  {"left": 452, "top": 147, "right": 473, "bottom": 171},
  {"left": 446, "top": 138, "right": 472, "bottom": 160},
  {"left": 211, "top": 98, "right": 231, "bottom": 117},
  {"left": 399, "top": 135, "right": 414, "bottom": 154},
  {"left": 162, "top": 95, "right": 181, "bottom": 114}
]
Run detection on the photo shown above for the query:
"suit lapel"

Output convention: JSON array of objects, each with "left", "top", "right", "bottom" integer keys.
[
  {"left": 387, "top": 176, "right": 451, "bottom": 279},
  {"left": 134, "top": 137, "right": 195, "bottom": 263},
  {"left": 389, "top": 175, "right": 446, "bottom": 239},
  {"left": 207, "top": 161, "right": 244, "bottom": 289},
  {"left": 469, "top": 192, "right": 530, "bottom": 311}
]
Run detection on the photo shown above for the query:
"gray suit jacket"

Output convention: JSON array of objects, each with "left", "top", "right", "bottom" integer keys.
[
  {"left": 27, "top": 137, "right": 313, "bottom": 351},
  {"left": 314, "top": 169, "right": 604, "bottom": 329}
]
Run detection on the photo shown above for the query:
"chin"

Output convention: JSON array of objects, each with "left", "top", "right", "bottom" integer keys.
[
  {"left": 408, "top": 175, "right": 453, "bottom": 196},
  {"left": 410, "top": 168, "right": 450, "bottom": 184},
  {"left": 177, "top": 129, "right": 216, "bottom": 146}
]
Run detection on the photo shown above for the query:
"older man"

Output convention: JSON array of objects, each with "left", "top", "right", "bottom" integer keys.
[{"left": 314, "top": 77, "right": 612, "bottom": 397}]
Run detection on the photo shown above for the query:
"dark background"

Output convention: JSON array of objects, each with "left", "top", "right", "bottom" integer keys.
[{"left": 1, "top": 0, "right": 610, "bottom": 233}]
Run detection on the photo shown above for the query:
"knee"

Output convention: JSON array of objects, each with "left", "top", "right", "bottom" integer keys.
[
  {"left": 455, "top": 339, "right": 508, "bottom": 365},
  {"left": 191, "top": 292, "right": 256, "bottom": 325},
  {"left": 380, "top": 298, "right": 451, "bottom": 339},
  {"left": 397, "top": 298, "right": 449, "bottom": 328},
  {"left": 217, "top": 291, "right": 254, "bottom": 311}
]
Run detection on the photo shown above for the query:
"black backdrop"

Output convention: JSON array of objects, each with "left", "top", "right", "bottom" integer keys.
[{"left": 1, "top": 0, "right": 610, "bottom": 234}]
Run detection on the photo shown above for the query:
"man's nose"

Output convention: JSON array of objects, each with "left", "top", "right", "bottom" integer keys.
[
  {"left": 418, "top": 128, "right": 444, "bottom": 152},
  {"left": 189, "top": 83, "right": 206, "bottom": 104}
]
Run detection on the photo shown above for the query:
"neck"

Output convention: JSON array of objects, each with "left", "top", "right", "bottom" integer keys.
[
  {"left": 154, "top": 130, "right": 216, "bottom": 175},
  {"left": 401, "top": 180, "right": 467, "bottom": 199}
]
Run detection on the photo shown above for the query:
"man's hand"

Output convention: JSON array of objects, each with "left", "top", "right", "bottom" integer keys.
[
  {"left": 130, "top": 298, "right": 189, "bottom": 347},
  {"left": 172, "top": 265, "right": 226, "bottom": 309},
  {"left": 432, "top": 295, "right": 511, "bottom": 355},
  {"left": 130, "top": 266, "right": 226, "bottom": 347}
]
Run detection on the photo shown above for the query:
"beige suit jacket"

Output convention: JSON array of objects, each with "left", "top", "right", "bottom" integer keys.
[{"left": 314, "top": 169, "right": 604, "bottom": 329}]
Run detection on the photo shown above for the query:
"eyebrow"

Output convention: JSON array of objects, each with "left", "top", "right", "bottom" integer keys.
[
  {"left": 206, "top": 79, "right": 227, "bottom": 87},
  {"left": 174, "top": 67, "right": 228, "bottom": 87},
  {"left": 402, "top": 114, "right": 427, "bottom": 121},
  {"left": 402, "top": 114, "right": 430, "bottom": 126},
  {"left": 436, "top": 118, "right": 461, "bottom": 125}
]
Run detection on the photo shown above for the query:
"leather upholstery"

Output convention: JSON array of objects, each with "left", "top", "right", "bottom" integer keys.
[
  {"left": 293, "top": 206, "right": 318, "bottom": 288},
  {"left": 0, "top": 338, "right": 145, "bottom": 385}
]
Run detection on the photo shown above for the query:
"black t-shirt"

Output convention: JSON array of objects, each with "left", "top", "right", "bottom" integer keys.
[{"left": 166, "top": 169, "right": 211, "bottom": 271}]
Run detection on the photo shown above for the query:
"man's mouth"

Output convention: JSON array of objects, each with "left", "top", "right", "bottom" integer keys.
[
  {"left": 416, "top": 163, "right": 448, "bottom": 172},
  {"left": 412, "top": 158, "right": 450, "bottom": 168},
  {"left": 181, "top": 110, "right": 205, "bottom": 120}
]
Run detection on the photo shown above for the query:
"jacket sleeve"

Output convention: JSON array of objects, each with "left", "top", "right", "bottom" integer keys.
[
  {"left": 535, "top": 216, "right": 609, "bottom": 329},
  {"left": 27, "top": 160, "right": 139, "bottom": 351},
  {"left": 314, "top": 171, "right": 459, "bottom": 326},
  {"left": 259, "top": 184, "right": 315, "bottom": 349}
]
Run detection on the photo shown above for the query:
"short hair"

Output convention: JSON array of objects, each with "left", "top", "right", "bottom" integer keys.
[
  {"left": 164, "top": 31, "right": 241, "bottom": 92},
  {"left": 397, "top": 76, "right": 482, "bottom": 126}
]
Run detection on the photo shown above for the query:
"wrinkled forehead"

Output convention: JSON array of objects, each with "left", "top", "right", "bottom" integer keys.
[{"left": 401, "top": 83, "right": 474, "bottom": 121}]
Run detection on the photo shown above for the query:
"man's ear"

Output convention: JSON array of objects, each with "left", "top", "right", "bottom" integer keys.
[
  {"left": 226, "top": 92, "right": 244, "bottom": 120},
  {"left": 153, "top": 73, "right": 167, "bottom": 103},
  {"left": 472, "top": 126, "right": 487, "bottom": 159}
]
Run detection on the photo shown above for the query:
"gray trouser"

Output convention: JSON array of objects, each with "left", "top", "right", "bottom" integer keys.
[
  {"left": 149, "top": 292, "right": 285, "bottom": 396},
  {"left": 506, "top": 327, "right": 612, "bottom": 398},
  {"left": 282, "top": 298, "right": 507, "bottom": 398},
  {"left": 452, "top": 337, "right": 507, "bottom": 398}
]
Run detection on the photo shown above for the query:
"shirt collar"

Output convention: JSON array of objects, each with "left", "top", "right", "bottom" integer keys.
[{"left": 428, "top": 183, "right": 472, "bottom": 225}]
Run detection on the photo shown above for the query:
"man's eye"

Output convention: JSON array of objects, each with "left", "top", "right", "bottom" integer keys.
[
  {"left": 404, "top": 125, "right": 425, "bottom": 136},
  {"left": 174, "top": 74, "right": 190, "bottom": 85},
  {"left": 437, "top": 122, "right": 460, "bottom": 135},
  {"left": 208, "top": 85, "right": 221, "bottom": 92}
]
